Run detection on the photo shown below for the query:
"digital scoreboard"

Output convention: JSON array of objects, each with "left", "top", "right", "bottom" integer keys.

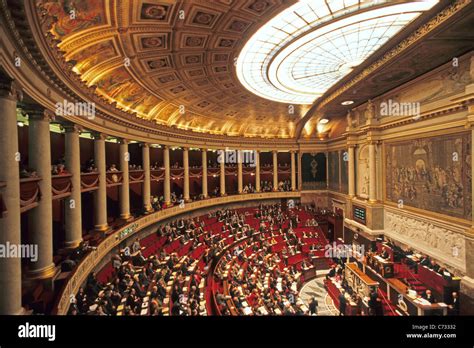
[{"left": 353, "top": 205, "right": 366, "bottom": 225}]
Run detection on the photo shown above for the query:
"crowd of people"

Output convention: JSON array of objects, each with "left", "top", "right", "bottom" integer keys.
[{"left": 70, "top": 203, "right": 325, "bottom": 316}]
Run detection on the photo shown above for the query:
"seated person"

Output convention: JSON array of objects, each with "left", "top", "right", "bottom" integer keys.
[
  {"left": 421, "top": 289, "right": 437, "bottom": 304},
  {"left": 380, "top": 247, "right": 389, "bottom": 260}
]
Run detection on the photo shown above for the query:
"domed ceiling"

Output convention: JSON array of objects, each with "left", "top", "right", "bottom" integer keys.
[
  {"left": 34, "top": 0, "right": 440, "bottom": 139},
  {"left": 36, "top": 0, "right": 304, "bottom": 138}
]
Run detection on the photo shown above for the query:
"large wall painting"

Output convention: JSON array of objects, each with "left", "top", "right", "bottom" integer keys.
[{"left": 385, "top": 132, "right": 471, "bottom": 220}]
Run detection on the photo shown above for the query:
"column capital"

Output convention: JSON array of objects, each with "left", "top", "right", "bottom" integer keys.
[
  {"left": 61, "top": 122, "right": 83, "bottom": 134},
  {"left": 21, "top": 103, "right": 54, "bottom": 121},
  {"left": 183, "top": 146, "right": 189, "bottom": 151},
  {"left": 201, "top": 148, "right": 207, "bottom": 152},
  {"left": 118, "top": 138, "right": 130, "bottom": 145},
  {"left": 140, "top": 142, "right": 150, "bottom": 148},
  {"left": 367, "top": 139, "right": 380, "bottom": 146},
  {"left": 91, "top": 132, "right": 108, "bottom": 141},
  {"left": 0, "top": 74, "right": 23, "bottom": 101},
  {"left": 163, "top": 145, "right": 170, "bottom": 150}
]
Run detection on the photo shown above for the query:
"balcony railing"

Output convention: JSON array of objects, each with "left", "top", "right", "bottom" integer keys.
[
  {"left": 106, "top": 171, "right": 123, "bottom": 187},
  {"left": 20, "top": 177, "right": 41, "bottom": 212},
  {"left": 52, "top": 174, "right": 73, "bottom": 200},
  {"left": 129, "top": 170, "right": 144, "bottom": 183},
  {"left": 81, "top": 172, "right": 100, "bottom": 192},
  {"left": 151, "top": 169, "right": 164, "bottom": 182}
]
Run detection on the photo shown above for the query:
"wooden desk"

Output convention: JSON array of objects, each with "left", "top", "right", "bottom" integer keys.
[
  {"left": 387, "top": 278, "right": 448, "bottom": 316},
  {"left": 345, "top": 262, "right": 378, "bottom": 298},
  {"left": 367, "top": 253, "right": 394, "bottom": 278}
]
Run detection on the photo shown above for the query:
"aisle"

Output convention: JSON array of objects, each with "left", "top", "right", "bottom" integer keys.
[{"left": 299, "top": 277, "right": 338, "bottom": 316}]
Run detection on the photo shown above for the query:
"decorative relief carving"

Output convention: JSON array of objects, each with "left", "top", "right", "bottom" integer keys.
[{"left": 384, "top": 210, "right": 465, "bottom": 269}]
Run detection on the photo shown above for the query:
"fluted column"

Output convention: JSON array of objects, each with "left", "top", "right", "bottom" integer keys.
[
  {"left": 272, "top": 150, "right": 278, "bottom": 191},
  {"left": 237, "top": 150, "right": 243, "bottom": 193},
  {"left": 142, "top": 143, "right": 152, "bottom": 212},
  {"left": 368, "top": 141, "right": 377, "bottom": 203},
  {"left": 0, "top": 78, "right": 23, "bottom": 314},
  {"left": 183, "top": 147, "right": 190, "bottom": 201},
  {"left": 348, "top": 145, "right": 356, "bottom": 198},
  {"left": 290, "top": 151, "right": 296, "bottom": 191},
  {"left": 255, "top": 150, "right": 261, "bottom": 192},
  {"left": 93, "top": 133, "right": 109, "bottom": 231},
  {"left": 27, "top": 105, "right": 55, "bottom": 279},
  {"left": 64, "top": 123, "right": 83, "bottom": 248},
  {"left": 201, "top": 149, "right": 208, "bottom": 198},
  {"left": 163, "top": 145, "right": 171, "bottom": 205},
  {"left": 220, "top": 150, "right": 226, "bottom": 196},
  {"left": 119, "top": 139, "right": 131, "bottom": 220}
]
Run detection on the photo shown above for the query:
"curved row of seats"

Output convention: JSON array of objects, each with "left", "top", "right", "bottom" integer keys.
[{"left": 83, "top": 205, "right": 327, "bottom": 315}]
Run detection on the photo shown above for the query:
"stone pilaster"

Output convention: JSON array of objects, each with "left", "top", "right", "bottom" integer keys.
[
  {"left": 163, "top": 145, "right": 171, "bottom": 204},
  {"left": 119, "top": 139, "right": 131, "bottom": 220},
  {"left": 25, "top": 104, "right": 56, "bottom": 279},
  {"left": 290, "top": 150, "right": 296, "bottom": 191},
  {"left": 142, "top": 143, "right": 152, "bottom": 212},
  {"left": 237, "top": 150, "right": 243, "bottom": 194},
  {"left": 201, "top": 149, "right": 208, "bottom": 198},
  {"left": 183, "top": 147, "right": 190, "bottom": 201},
  {"left": 220, "top": 150, "right": 226, "bottom": 196},
  {"left": 92, "top": 133, "right": 109, "bottom": 231},
  {"left": 0, "top": 77, "right": 24, "bottom": 314},
  {"left": 272, "top": 150, "right": 278, "bottom": 191},
  {"left": 63, "top": 123, "right": 83, "bottom": 248}
]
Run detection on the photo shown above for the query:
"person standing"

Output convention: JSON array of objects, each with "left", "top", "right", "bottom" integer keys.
[
  {"left": 309, "top": 297, "right": 319, "bottom": 315},
  {"left": 339, "top": 290, "right": 347, "bottom": 316}
]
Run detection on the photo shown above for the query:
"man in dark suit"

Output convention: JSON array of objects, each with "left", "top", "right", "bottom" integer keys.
[
  {"left": 309, "top": 297, "right": 319, "bottom": 315},
  {"left": 339, "top": 290, "right": 347, "bottom": 316},
  {"left": 448, "top": 292, "right": 460, "bottom": 316},
  {"left": 422, "top": 289, "right": 437, "bottom": 304}
]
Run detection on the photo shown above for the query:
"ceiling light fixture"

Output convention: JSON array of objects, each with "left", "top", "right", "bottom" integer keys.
[
  {"left": 236, "top": 0, "right": 438, "bottom": 104},
  {"left": 341, "top": 100, "right": 354, "bottom": 106}
]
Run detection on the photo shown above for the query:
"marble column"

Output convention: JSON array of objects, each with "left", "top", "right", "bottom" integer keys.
[
  {"left": 119, "top": 139, "right": 131, "bottom": 220},
  {"left": 290, "top": 151, "right": 296, "bottom": 191},
  {"left": 64, "top": 123, "right": 83, "bottom": 248},
  {"left": 27, "top": 105, "right": 55, "bottom": 279},
  {"left": 348, "top": 145, "right": 356, "bottom": 198},
  {"left": 272, "top": 150, "right": 278, "bottom": 191},
  {"left": 183, "top": 147, "right": 190, "bottom": 201},
  {"left": 142, "top": 143, "right": 152, "bottom": 212},
  {"left": 93, "top": 133, "right": 109, "bottom": 231},
  {"left": 201, "top": 149, "right": 208, "bottom": 198},
  {"left": 0, "top": 78, "right": 23, "bottom": 314},
  {"left": 255, "top": 150, "right": 261, "bottom": 193},
  {"left": 237, "top": 150, "right": 243, "bottom": 194},
  {"left": 368, "top": 141, "right": 377, "bottom": 203},
  {"left": 163, "top": 145, "right": 171, "bottom": 205},
  {"left": 220, "top": 150, "right": 226, "bottom": 196}
]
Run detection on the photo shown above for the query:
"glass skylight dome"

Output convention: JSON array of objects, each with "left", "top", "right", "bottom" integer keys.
[{"left": 236, "top": 0, "right": 439, "bottom": 105}]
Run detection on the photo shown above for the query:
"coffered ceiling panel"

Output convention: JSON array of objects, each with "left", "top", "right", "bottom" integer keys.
[{"left": 36, "top": 0, "right": 302, "bottom": 138}]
